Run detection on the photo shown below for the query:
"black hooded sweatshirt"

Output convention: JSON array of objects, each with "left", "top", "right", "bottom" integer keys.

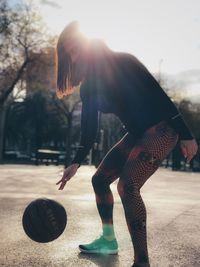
[{"left": 71, "top": 40, "right": 194, "bottom": 167}]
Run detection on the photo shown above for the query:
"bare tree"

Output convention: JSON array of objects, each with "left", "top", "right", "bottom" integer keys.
[{"left": 0, "top": 0, "right": 49, "bottom": 161}]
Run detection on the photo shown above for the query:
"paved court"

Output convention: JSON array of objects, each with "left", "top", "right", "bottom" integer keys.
[{"left": 0, "top": 164, "right": 199, "bottom": 267}]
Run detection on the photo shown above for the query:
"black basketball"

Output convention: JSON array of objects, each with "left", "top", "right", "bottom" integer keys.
[{"left": 22, "top": 198, "right": 67, "bottom": 243}]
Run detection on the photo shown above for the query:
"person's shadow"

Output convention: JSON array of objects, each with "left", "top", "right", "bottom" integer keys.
[{"left": 78, "top": 252, "right": 120, "bottom": 267}]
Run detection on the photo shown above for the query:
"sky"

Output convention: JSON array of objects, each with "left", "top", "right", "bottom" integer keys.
[{"left": 13, "top": 0, "right": 200, "bottom": 75}]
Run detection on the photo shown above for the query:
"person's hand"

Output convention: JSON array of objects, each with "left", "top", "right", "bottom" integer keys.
[
  {"left": 180, "top": 139, "right": 198, "bottom": 163},
  {"left": 56, "top": 163, "right": 79, "bottom": 190}
]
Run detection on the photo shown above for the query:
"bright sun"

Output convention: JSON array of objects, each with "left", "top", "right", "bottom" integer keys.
[
  {"left": 80, "top": 21, "right": 103, "bottom": 39},
  {"left": 76, "top": 22, "right": 126, "bottom": 61},
  {"left": 78, "top": 20, "right": 125, "bottom": 52},
  {"left": 39, "top": 0, "right": 200, "bottom": 74},
  {"left": 40, "top": 0, "right": 136, "bottom": 54}
]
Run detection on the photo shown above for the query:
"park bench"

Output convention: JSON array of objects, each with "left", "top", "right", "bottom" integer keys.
[{"left": 35, "top": 149, "right": 61, "bottom": 165}]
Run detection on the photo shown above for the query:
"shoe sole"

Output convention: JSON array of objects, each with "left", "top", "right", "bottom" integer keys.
[{"left": 79, "top": 247, "right": 118, "bottom": 255}]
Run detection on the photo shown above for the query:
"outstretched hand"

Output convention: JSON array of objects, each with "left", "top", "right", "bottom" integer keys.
[
  {"left": 180, "top": 139, "right": 198, "bottom": 163},
  {"left": 56, "top": 164, "right": 79, "bottom": 190}
]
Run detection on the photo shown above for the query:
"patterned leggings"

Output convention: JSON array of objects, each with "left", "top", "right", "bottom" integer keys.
[{"left": 92, "top": 120, "right": 179, "bottom": 263}]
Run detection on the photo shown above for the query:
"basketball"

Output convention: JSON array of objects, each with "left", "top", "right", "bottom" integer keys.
[{"left": 22, "top": 198, "right": 67, "bottom": 243}]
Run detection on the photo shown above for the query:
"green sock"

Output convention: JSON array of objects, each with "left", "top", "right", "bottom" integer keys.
[{"left": 102, "top": 224, "right": 115, "bottom": 240}]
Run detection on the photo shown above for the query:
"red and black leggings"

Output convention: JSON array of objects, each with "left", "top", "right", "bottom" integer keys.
[{"left": 91, "top": 120, "right": 179, "bottom": 263}]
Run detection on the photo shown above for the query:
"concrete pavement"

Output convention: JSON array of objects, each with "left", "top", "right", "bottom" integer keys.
[{"left": 0, "top": 164, "right": 199, "bottom": 267}]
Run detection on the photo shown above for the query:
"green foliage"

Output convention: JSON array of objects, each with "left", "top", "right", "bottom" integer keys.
[{"left": 5, "top": 91, "right": 67, "bottom": 152}]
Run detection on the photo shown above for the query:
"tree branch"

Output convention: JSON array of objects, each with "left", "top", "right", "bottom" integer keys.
[{"left": 0, "top": 58, "right": 30, "bottom": 106}]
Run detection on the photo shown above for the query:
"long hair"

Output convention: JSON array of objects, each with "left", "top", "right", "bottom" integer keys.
[{"left": 56, "top": 21, "right": 79, "bottom": 99}]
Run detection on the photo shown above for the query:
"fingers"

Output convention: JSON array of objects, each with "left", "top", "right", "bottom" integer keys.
[
  {"left": 187, "top": 155, "right": 193, "bottom": 163},
  {"left": 57, "top": 176, "right": 69, "bottom": 190},
  {"left": 58, "top": 180, "right": 67, "bottom": 190},
  {"left": 56, "top": 176, "right": 69, "bottom": 190},
  {"left": 182, "top": 144, "right": 197, "bottom": 163},
  {"left": 180, "top": 145, "right": 187, "bottom": 158},
  {"left": 186, "top": 147, "right": 194, "bottom": 163},
  {"left": 193, "top": 142, "right": 199, "bottom": 155},
  {"left": 188, "top": 142, "right": 199, "bottom": 162},
  {"left": 56, "top": 168, "right": 69, "bottom": 185},
  {"left": 56, "top": 174, "right": 68, "bottom": 185},
  {"left": 185, "top": 150, "right": 193, "bottom": 163},
  {"left": 56, "top": 170, "right": 72, "bottom": 190},
  {"left": 56, "top": 179, "right": 62, "bottom": 185},
  {"left": 56, "top": 165, "right": 78, "bottom": 191}
]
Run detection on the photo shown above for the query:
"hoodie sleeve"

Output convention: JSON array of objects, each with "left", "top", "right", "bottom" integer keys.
[
  {"left": 156, "top": 90, "right": 195, "bottom": 140},
  {"left": 71, "top": 91, "right": 99, "bottom": 167}
]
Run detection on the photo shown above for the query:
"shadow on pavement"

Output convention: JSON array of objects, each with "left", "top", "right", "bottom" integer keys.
[{"left": 78, "top": 252, "right": 120, "bottom": 267}]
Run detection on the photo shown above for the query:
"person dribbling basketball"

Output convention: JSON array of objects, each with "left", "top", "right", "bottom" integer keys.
[{"left": 55, "top": 22, "right": 198, "bottom": 267}]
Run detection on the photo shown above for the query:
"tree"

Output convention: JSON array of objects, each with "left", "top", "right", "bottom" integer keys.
[
  {"left": 4, "top": 89, "right": 70, "bottom": 158},
  {"left": 0, "top": 0, "right": 49, "bottom": 161},
  {"left": 52, "top": 88, "right": 81, "bottom": 166},
  {"left": 178, "top": 100, "right": 200, "bottom": 139}
]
